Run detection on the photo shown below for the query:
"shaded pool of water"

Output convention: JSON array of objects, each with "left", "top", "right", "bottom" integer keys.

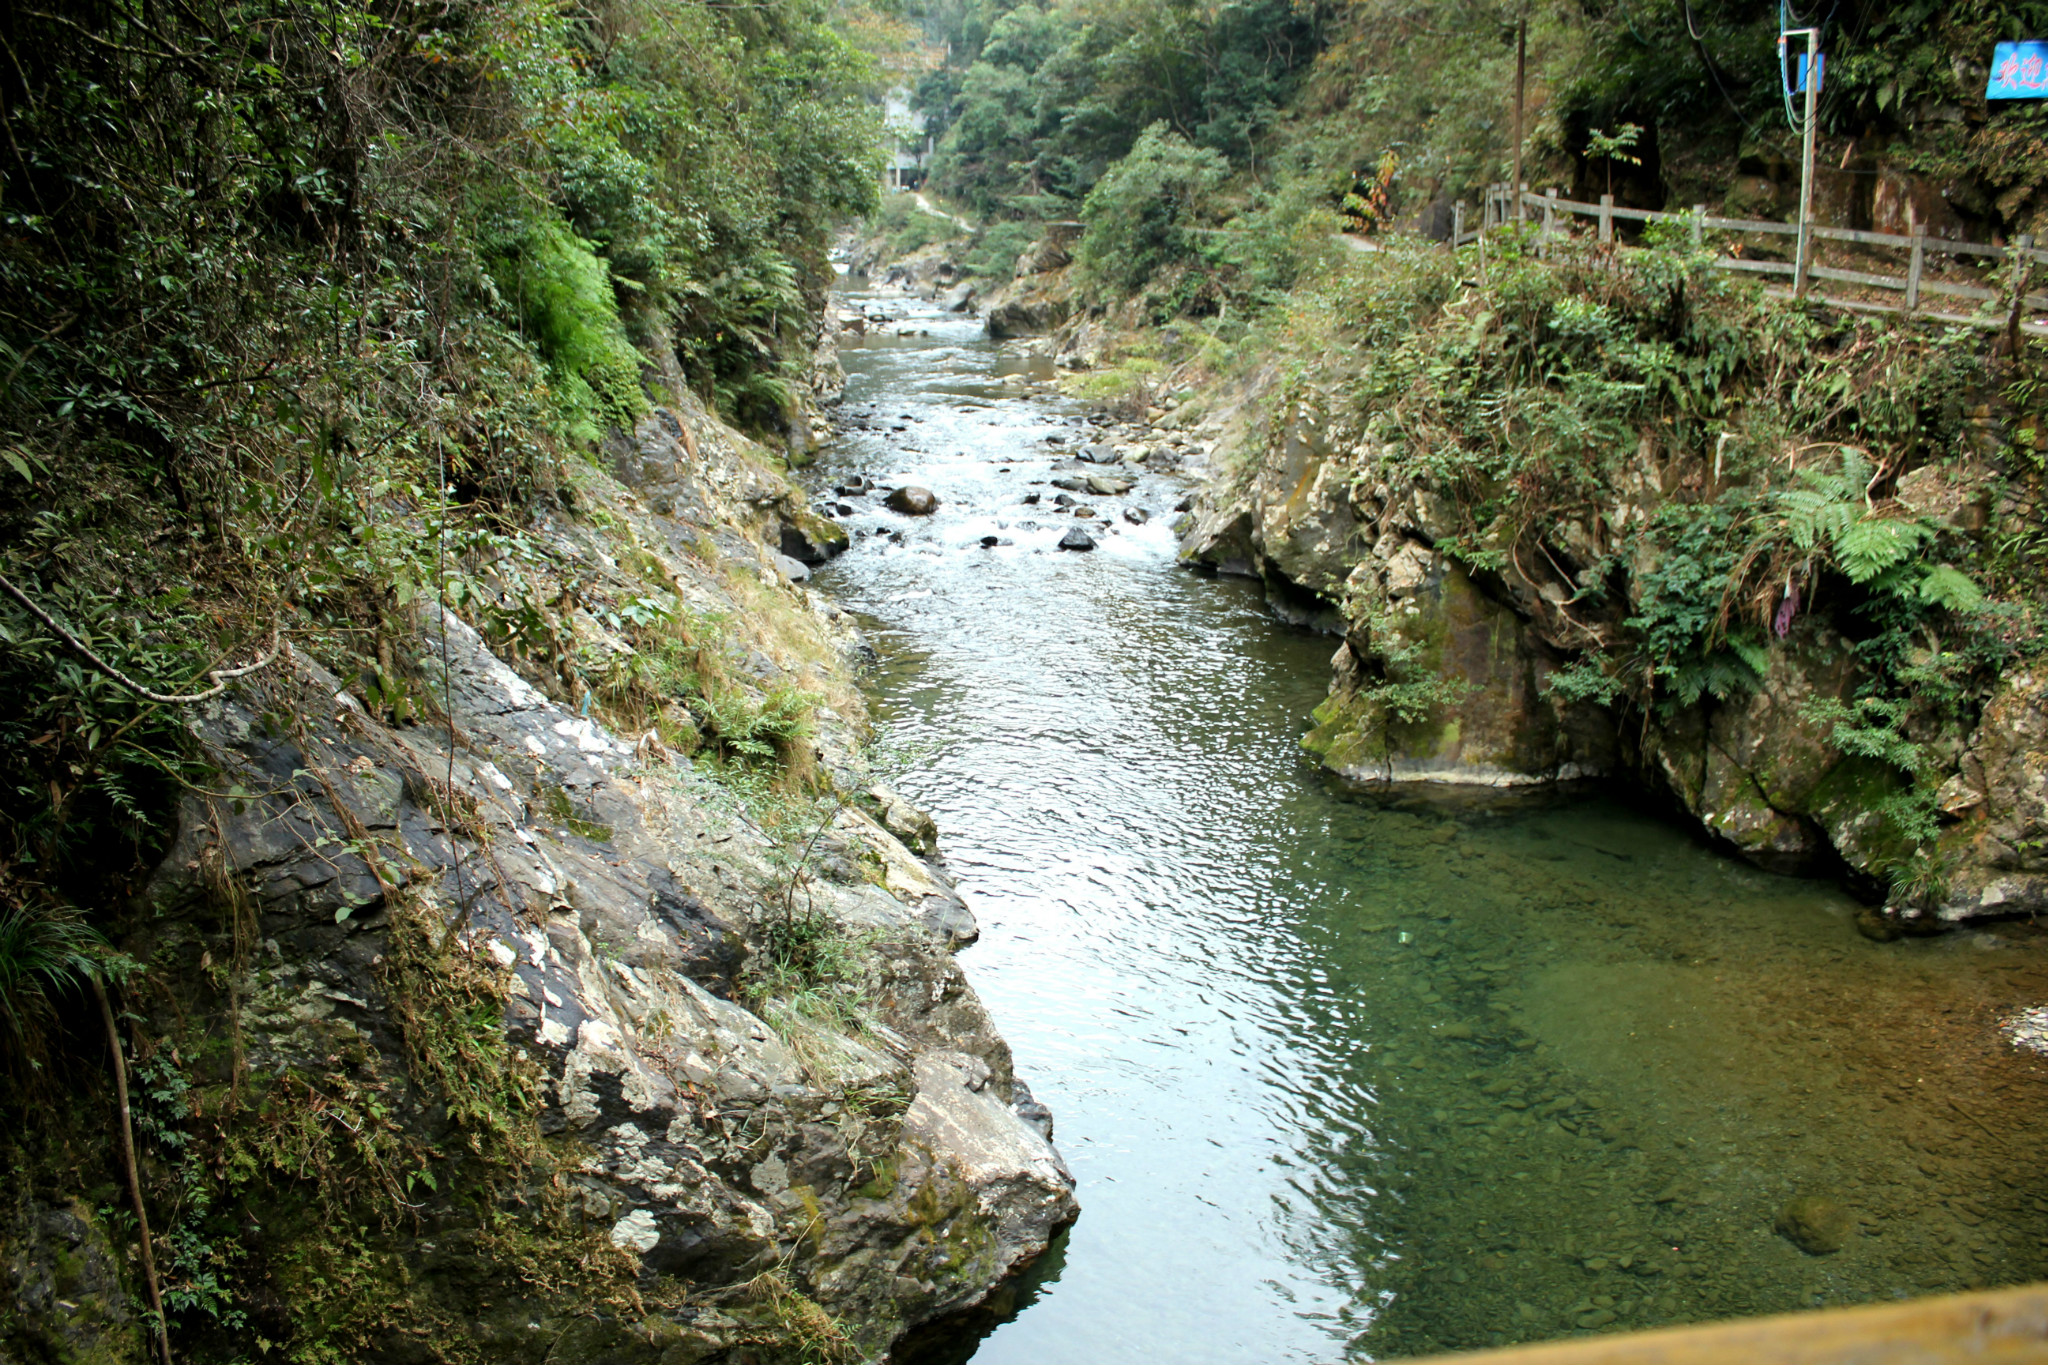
[{"left": 813, "top": 285, "right": 2048, "bottom": 1363}]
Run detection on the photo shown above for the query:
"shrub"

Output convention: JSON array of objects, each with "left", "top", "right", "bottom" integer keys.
[
  {"left": 491, "top": 221, "right": 652, "bottom": 445},
  {"left": 1077, "top": 124, "right": 1229, "bottom": 296}
]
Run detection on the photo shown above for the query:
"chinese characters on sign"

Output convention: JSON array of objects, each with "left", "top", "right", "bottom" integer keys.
[{"left": 1988, "top": 41, "right": 2048, "bottom": 99}]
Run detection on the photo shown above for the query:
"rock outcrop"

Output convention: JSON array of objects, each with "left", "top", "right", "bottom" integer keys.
[
  {"left": 1179, "top": 382, "right": 2042, "bottom": 928},
  {"left": 4, "top": 397, "right": 1072, "bottom": 1362}
]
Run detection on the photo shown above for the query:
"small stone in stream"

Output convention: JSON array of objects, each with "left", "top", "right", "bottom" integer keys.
[
  {"left": 998, "top": 467, "right": 1011, "bottom": 472},
  {"left": 885, "top": 486, "right": 940, "bottom": 515},
  {"left": 834, "top": 502, "right": 855, "bottom": 516},
  {"left": 1777, "top": 1196, "right": 1854, "bottom": 1255},
  {"left": 1086, "top": 475, "right": 1134, "bottom": 497},
  {"left": 1174, "top": 494, "right": 1194, "bottom": 512},
  {"left": 1058, "top": 528, "right": 1096, "bottom": 551},
  {"left": 1439, "top": 1022, "right": 1475, "bottom": 1039},
  {"left": 1046, "top": 435, "right": 1064, "bottom": 445},
  {"left": 980, "top": 535, "right": 999, "bottom": 547},
  {"left": 1124, "top": 507, "right": 1150, "bottom": 525},
  {"left": 1053, "top": 493, "right": 1075, "bottom": 507},
  {"left": 1073, "top": 506, "right": 1096, "bottom": 518},
  {"left": 1577, "top": 1309, "right": 1617, "bottom": 1329},
  {"left": 1050, "top": 476, "right": 1088, "bottom": 492},
  {"left": 1022, "top": 492, "right": 1040, "bottom": 505}
]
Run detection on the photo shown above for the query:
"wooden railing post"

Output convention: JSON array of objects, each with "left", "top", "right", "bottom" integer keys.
[
  {"left": 1906, "top": 218, "right": 1926, "bottom": 312},
  {"left": 1691, "top": 203, "right": 1705, "bottom": 249},
  {"left": 1453, "top": 200, "right": 1466, "bottom": 248},
  {"left": 1598, "top": 193, "right": 1614, "bottom": 243},
  {"left": 2008, "top": 233, "right": 2036, "bottom": 353},
  {"left": 1543, "top": 187, "right": 1558, "bottom": 257}
]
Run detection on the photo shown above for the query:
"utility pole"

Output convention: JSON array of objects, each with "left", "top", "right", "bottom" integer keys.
[
  {"left": 1512, "top": 14, "right": 1528, "bottom": 223},
  {"left": 1786, "top": 26, "right": 1821, "bottom": 297}
]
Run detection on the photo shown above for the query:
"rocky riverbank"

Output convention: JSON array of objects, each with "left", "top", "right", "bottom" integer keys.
[
  {"left": 951, "top": 223, "right": 2048, "bottom": 935},
  {"left": 5, "top": 381, "right": 1075, "bottom": 1363}
]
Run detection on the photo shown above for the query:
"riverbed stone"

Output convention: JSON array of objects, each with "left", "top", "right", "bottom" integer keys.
[
  {"left": 1058, "top": 528, "right": 1096, "bottom": 551},
  {"left": 886, "top": 485, "right": 941, "bottom": 515},
  {"left": 1777, "top": 1195, "right": 1855, "bottom": 1254},
  {"left": 779, "top": 509, "right": 850, "bottom": 564}
]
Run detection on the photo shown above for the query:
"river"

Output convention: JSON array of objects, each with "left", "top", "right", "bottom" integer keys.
[{"left": 810, "top": 282, "right": 2048, "bottom": 1363}]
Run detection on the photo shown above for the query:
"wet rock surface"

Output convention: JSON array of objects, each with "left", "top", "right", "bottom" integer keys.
[{"left": 887, "top": 485, "right": 942, "bottom": 515}]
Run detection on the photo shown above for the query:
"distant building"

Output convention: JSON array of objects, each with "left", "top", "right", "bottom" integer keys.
[{"left": 883, "top": 90, "right": 931, "bottom": 191}]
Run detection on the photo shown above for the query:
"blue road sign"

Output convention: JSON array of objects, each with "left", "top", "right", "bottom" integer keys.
[{"left": 1988, "top": 41, "right": 2048, "bottom": 99}]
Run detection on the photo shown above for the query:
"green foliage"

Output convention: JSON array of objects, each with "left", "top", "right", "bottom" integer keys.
[
  {"left": 490, "top": 222, "right": 651, "bottom": 445},
  {"left": 1363, "top": 639, "right": 1477, "bottom": 725},
  {"left": 874, "top": 194, "right": 969, "bottom": 259},
  {"left": 381, "top": 893, "right": 545, "bottom": 1157},
  {"left": 1077, "top": 124, "right": 1230, "bottom": 298},
  {"left": 1627, "top": 499, "right": 1768, "bottom": 711},
  {"left": 913, "top": 0, "right": 1322, "bottom": 221},
  {"left": 1777, "top": 449, "right": 1932, "bottom": 584},
  {"left": 963, "top": 219, "right": 1044, "bottom": 281},
  {"left": 1235, "top": 213, "right": 2043, "bottom": 886},
  {"left": 694, "top": 686, "right": 820, "bottom": 767},
  {"left": 0, "top": 904, "right": 101, "bottom": 1053}
]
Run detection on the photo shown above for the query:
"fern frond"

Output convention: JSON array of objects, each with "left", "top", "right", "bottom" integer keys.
[
  {"left": 1833, "top": 517, "right": 1933, "bottom": 584},
  {"left": 1916, "top": 563, "right": 1984, "bottom": 611}
]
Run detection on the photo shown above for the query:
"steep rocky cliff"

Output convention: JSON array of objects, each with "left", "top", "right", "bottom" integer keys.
[{"left": 3, "top": 393, "right": 1073, "bottom": 1363}]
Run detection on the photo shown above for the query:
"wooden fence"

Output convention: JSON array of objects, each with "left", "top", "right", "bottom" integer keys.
[{"left": 1441, "top": 183, "right": 2048, "bottom": 340}]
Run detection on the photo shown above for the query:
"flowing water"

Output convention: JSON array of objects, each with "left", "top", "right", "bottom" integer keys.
[{"left": 813, "top": 282, "right": 2048, "bottom": 1363}]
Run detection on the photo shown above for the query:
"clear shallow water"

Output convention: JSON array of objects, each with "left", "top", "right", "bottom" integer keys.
[{"left": 814, "top": 287, "right": 2048, "bottom": 1363}]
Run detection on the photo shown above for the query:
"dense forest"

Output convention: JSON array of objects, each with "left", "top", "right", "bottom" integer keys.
[{"left": 898, "top": 0, "right": 2048, "bottom": 311}]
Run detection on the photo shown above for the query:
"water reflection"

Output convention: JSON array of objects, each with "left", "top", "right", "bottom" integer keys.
[{"left": 816, "top": 289, "right": 2048, "bottom": 1363}]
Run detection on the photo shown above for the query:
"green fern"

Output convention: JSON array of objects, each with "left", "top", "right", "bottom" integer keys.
[
  {"left": 1832, "top": 517, "right": 1934, "bottom": 584},
  {"left": 1916, "top": 563, "right": 1984, "bottom": 611},
  {"left": 1772, "top": 449, "right": 1970, "bottom": 596}
]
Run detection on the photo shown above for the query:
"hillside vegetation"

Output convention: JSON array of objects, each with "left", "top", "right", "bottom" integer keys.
[
  {"left": 0, "top": 0, "right": 879, "bottom": 979},
  {"left": 0, "top": 3, "right": 1089, "bottom": 1361},
  {"left": 886, "top": 0, "right": 2048, "bottom": 914},
  {"left": 911, "top": 0, "right": 2048, "bottom": 308}
]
